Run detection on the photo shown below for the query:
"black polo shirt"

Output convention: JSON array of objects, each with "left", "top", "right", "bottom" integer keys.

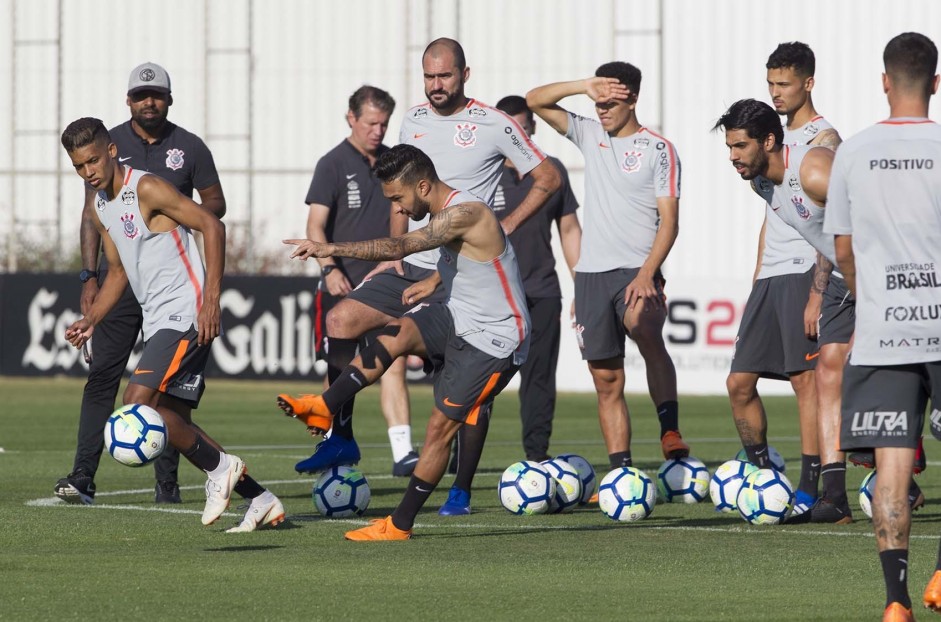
[
  {"left": 304, "top": 140, "right": 391, "bottom": 287},
  {"left": 494, "top": 156, "right": 579, "bottom": 299}
]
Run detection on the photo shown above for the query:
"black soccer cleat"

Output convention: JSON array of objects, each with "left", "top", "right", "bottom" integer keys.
[
  {"left": 54, "top": 469, "right": 96, "bottom": 505},
  {"left": 392, "top": 451, "right": 420, "bottom": 477},
  {"left": 809, "top": 497, "right": 853, "bottom": 524},
  {"left": 155, "top": 480, "right": 182, "bottom": 504}
]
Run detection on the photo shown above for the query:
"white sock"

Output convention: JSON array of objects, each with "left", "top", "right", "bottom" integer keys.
[
  {"left": 388, "top": 425, "right": 414, "bottom": 462},
  {"left": 208, "top": 452, "right": 231, "bottom": 478}
]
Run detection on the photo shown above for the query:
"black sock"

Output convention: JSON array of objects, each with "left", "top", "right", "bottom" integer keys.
[
  {"left": 609, "top": 451, "right": 632, "bottom": 469},
  {"left": 391, "top": 475, "right": 437, "bottom": 531},
  {"left": 936, "top": 538, "right": 941, "bottom": 572},
  {"left": 181, "top": 435, "right": 221, "bottom": 472},
  {"left": 325, "top": 337, "right": 359, "bottom": 440},
  {"left": 821, "top": 462, "right": 848, "bottom": 504},
  {"left": 798, "top": 453, "right": 821, "bottom": 497},
  {"left": 323, "top": 367, "right": 369, "bottom": 439},
  {"left": 743, "top": 443, "right": 770, "bottom": 469},
  {"left": 880, "top": 549, "right": 912, "bottom": 609},
  {"left": 453, "top": 403, "right": 491, "bottom": 493},
  {"left": 657, "top": 400, "right": 679, "bottom": 438},
  {"left": 234, "top": 474, "right": 265, "bottom": 500}
]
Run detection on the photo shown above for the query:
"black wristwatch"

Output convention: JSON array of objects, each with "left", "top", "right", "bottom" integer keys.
[
  {"left": 79, "top": 269, "right": 98, "bottom": 283},
  {"left": 321, "top": 265, "right": 337, "bottom": 277}
]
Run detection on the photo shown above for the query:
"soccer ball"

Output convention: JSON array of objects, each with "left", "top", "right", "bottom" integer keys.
[
  {"left": 312, "top": 466, "right": 371, "bottom": 518},
  {"left": 541, "top": 458, "right": 583, "bottom": 513},
  {"left": 709, "top": 459, "right": 759, "bottom": 513},
  {"left": 597, "top": 467, "right": 656, "bottom": 522},
  {"left": 656, "top": 456, "right": 710, "bottom": 503},
  {"left": 859, "top": 471, "right": 876, "bottom": 519},
  {"left": 499, "top": 461, "right": 556, "bottom": 515},
  {"left": 556, "top": 453, "right": 597, "bottom": 504},
  {"left": 104, "top": 404, "right": 167, "bottom": 467},
  {"left": 736, "top": 468, "right": 794, "bottom": 525},
  {"left": 735, "top": 446, "right": 786, "bottom": 473}
]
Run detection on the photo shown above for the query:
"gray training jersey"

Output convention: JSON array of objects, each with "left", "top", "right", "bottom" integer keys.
[
  {"left": 758, "top": 116, "right": 835, "bottom": 279},
  {"left": 751, "top": 145, "right": 837, "bottom": 267},
  {"left": 435, "top": 189, "right": 531, "bottom": 365},
  {"left": 95, "top": 168, "right": 206, "bottom": 340},
  {"left": 565, "top": 113, "right": 681, "bottom": 272},
  {"left": 399, "top": 99, "right": 546, "bottom": 270},
  {"left": 824, "top": 118, "right": 941, "bottom": 365}
]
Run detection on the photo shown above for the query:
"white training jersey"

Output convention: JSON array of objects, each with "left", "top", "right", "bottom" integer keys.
[
  {"left": 824, "top": 118, "right": 941, "bottom": 365},
  {"left": 399, "top": 99, "right": 546, "bottom": 270},
  {"left": 758, "top": 116, "right": 835, "bottom": 279},
  {"left": 565, "top": 113, "right": 681, "bottom": 272},
  {"left": 94, "top": 167, "right": 206, "bottom": 340},
  {"left": 435, "top": 189, "right": 531, "bottom": 364},
  {"left": 751, "top": 145, "right": 837, "bottom": 267}
]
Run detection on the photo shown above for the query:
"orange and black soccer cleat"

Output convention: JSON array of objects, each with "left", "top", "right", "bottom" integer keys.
[
  {"left": 924, "top": 570, "right": 941, "bottom": 612},
  {"left": 276, "top": 394, "right": 333, "bottom": 435},
  {"left": 661, "top": 430, "right": 690, "bottom": 459},
  {"left": 588, "top": 492, "right": 599, "bottom": 504},
  {"left": 345, "top": 516, "right": 412, "bottom": 541},
  {"left": 883, "top": 602, "right": 914, "bottom": 621}
]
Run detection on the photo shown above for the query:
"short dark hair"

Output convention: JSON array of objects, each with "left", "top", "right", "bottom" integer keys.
[
  {"left": 595, "top": 61, "right": 641, "bottom": 94},
  {"left": 61, "top": 117, "right": 111, "bottom": 152},
  {"left": 712, "top": 99, "right": 784, "bottom": 146},
  {"left": 884, "top": 32, "right": 938, "bottom": 97},
  {"left": 375, "top": 144, "right": 439, "bottom": 186},
  {"left": 349, "top": 85, "right": 395, "bottom": 118},
  {"left": 766, "top": 42, "right": 816, "bottom": 78},
  {"left": 496, "top": 95, "right": 533, "bottom": 125},
  {"left": 423, "top": 38, "right": 466, "bottom": 72}
]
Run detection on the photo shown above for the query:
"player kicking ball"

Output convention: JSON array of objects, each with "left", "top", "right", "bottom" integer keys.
[{"left": 278, "top": 144, "right": 530, "bottom": 540}]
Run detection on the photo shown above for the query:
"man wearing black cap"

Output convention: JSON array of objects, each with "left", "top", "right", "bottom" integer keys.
[{"left": 55, "top": 62, "right": 226, "bottom": 505}]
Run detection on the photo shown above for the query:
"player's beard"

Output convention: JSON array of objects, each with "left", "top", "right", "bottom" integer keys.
[
  {"left": 132, "top": 108, "right": 168, "bottom": 133},
  {"left": 426, "top": 87, "right": 462, "bottom": 111},
  {"left": 739, "top": 149, "right": 769, "bottom": 181}
]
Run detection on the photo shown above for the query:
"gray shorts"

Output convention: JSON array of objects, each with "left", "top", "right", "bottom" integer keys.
[
  {"left": 130, "top": 326, "right": 209, "bottom": 408},
  {"left": 346, "top": 262, "right": 447, "bottom": 318},
  {"left": 839, "top": 360, "right": 941, "bottom": 450},
  {"left": 730, "top": 270, "right": 818, "bottom": 379},
  {"left": 573, "top": 268, "right": 664, "bottom": 361},
  {"left": 407, "top": 303, "right": 518, "bottom": 424},
  {"left": 819, "top": 275, "right": 855, "bottom": 346}
]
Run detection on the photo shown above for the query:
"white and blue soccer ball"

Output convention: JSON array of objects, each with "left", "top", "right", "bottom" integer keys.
[
  {"left": 556, "top": 453, "right": 597, "bottom": 505},
  {"left": 104, "top": 403, "right": 167, "bottom": 467},
  {"left": 597, "top": 467, "right": 656, "bottom": 522},
  {"left": 859, "top": 471, "right": 877, "bottom": 519},
  {"left": 709, "top": 459, "right": 759, "bottom": 513},
  {"left": 735, "top": 446, "right": 786, "bottom": 473},
  {"left": 656, "top": 456, "right": 710, "bottom": 503},
  {"left": 541, "top": 458, "right": 583, "bottom": 513},
  {"left": 312, "top": 466, "right": 371, "bottom": 518},
  {"left": 736, "top": 468, "right": 794, "bottom": 525},
  {"left": 499, "top": 461, "right": 556, "bottom": 515}
]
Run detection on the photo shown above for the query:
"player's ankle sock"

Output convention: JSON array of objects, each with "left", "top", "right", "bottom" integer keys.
[
  {"left": 880, "top": 549, "right": 912, "bottom": 609},
  {"left": 323, "top": 367, "right": 369, "bottom": 439},
  {"left": 182, "top": 435, "right": 221, "bottom": 472},
  {"left": 609, "top": 451, "right": 632, "bottom": 469},
  {"left": 391, "top": 475, "right": 436, "bottom": 530},
  {"left": 656, "top": 400, "right": 679, "bottom": 438},
  {"left": 743, "top": 443, "right": 771, "bottom": 469},
  {"left": 798, "top": 453, "right": 821, "bottom": 497},
  {"left": 452, "top": 404, "right": 491, "bottom": 492},
  {"left": 326, "top": 338, "right": 359, "bottom": 440},
  {"left": 388, "top": 425, "right": 414, "bottom": 462},
  {"left": 234, "top": 474, "right": 265, "bottom": 500},
  {"left": 821, "top": 461, "right": 847, "bottom": 503}
]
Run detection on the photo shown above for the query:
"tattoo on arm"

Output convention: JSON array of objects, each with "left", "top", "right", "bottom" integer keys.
[
  {"left": 812, "top": 253, "right": 833, "bottom": 294},
  {"left": 328, "top": 206, "right": 466, "bottom": 261},
  {"left": 813, "top": 129, "right": 842, "bottom": 150}
]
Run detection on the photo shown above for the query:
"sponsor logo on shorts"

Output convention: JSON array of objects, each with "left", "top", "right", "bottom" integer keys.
[
  {"left": 849, "top": 410, "right": 908, "bottom": 437},
  {"left": 133, "top": 368, "right": 154, "bottom": 375},
  {"left": 443, "top": 397, "right": 463, "bottom": 408},
  {"left": 884, "top": 305, "right": 941, "bottom": 322},
  {"left": 169, "top": 372, "right": 203, "bottom": 392},
  {"left": 805, "top": 352, "right": 820, "bottom": 361}
]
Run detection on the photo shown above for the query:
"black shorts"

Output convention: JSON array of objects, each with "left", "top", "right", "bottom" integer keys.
[
  {"left": 407, "top": 303, "right": 517, "bottom": 424},
  {"left": 819, "top": 275, "right": 855, "bottom": 347},
  {"left": 346, "top": 263, "right": 448, "bottom": 318},
  {"left": 130, "top": 326, "right": 209, "bottom": 408}
]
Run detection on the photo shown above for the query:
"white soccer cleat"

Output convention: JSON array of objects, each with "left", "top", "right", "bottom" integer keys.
[
  {"left": 225, "top": 491, "right": 286, "bottom": 533},
  {"left": 202, "top": 454, "right": 246, "bottom": 526}
]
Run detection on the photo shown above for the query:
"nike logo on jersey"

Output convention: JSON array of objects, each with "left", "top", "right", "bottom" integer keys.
[
  {"left": 346, "top": 174, "right": 357, "bottom": 180},
  {"left": 413, "top": 133, "right": 427, "bottom": 139},
  {"left": 133, "top": 369, "right": 154, "bottom": 375},
  {"left": 805, "top": 352, "right": 820, "bottom": 361},
  {"left": 443, "top": 397, "right": 463, "bottom": 408},
  {"left": 118, "top": 157, "right": 132, "bottom": 162}
]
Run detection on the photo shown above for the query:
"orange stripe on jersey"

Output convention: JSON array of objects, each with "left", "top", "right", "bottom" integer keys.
[
  {"left": 810, "top": 115, "right": 823, "bottom": 123},
  {"left": 443, "top": 190, "right": 462, "bottom": 208},
  {"left": 464, "top": 372, "right": 502, "bottom": 426},
  {"left": 784, "top": 145, "right": 791, "bottom": 169},
  {"left": 170, "top": 228, "right": 203, "bottom": 312},
  {"left": 641, "top": 128, "right": 680, "bottom": 196},
  {"left": 879, "top": 119, "right": 936, "bottom": 125},
  {"left": 492, "top": 256, "right": 525, "bottom": 345},
  {"left": 314, "top": 289, "right": 325, "bottom": 354},
  {"left": 123, "top": 167, "right": 133, "bottom": 186},
  {"left": 159, "top": 339, "right": 189, "bottom": 392}
]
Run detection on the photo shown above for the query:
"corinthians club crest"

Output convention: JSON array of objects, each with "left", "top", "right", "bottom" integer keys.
[
  {"left": 166, "top": 148, "right": 185, "bottom": 171},
  {"left": 121, "top": 212, "right": 141, "bottom": 239},
  {"left": 622, "top": 150, "right": 643, "bottom": 173},
  {"left": 454, "top": 123, "right": 477, "bottom": 148}
]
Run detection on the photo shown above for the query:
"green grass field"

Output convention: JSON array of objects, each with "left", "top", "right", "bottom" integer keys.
[{"left": 1, "top": 376, "right": 938, "bottom": 621}]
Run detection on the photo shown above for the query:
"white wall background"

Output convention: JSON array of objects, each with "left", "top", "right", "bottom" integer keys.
[{"left": 2, "top": 0, "right": 940, "bottom": 394}]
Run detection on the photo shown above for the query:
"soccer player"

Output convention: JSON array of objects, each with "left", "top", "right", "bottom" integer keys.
[
  {"left": 822, "top": 32, "right": 940, "bottom": 622},
  {"left": 493, "top": 95, "right": 581, "bottom": 462},
  {"left": 279, "top": 144, "right": 530, "bottom": 540},
  {"left": 527, "top": 62, "right": 690, "bottom": 473},
  {"left": 727, "top": 42, "right": 842, "bottom": 522},
  {"left": 55, "top": 63, "right": 226, "bottom": 505},
  {"left": 300, "top": 85, "right": 420, "bottom": 477},
  {"left": 60, "top": 118, "right": 283, "bottom": 533}
]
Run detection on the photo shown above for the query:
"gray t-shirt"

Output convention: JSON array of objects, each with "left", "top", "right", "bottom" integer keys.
[
  {"left": 824, "top": 118, "right": 941, "bottom": 365},
  {"left": 565, "top": 113, "right": 681, "bottom": 272}
]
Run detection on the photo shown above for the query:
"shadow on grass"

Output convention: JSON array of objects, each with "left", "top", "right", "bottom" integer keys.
[{"left": 204, "top": 544, "right": 287, "bottom": 552}]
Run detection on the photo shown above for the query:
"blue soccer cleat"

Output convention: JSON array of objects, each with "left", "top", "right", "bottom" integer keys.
[
  {"left": 295, "top": 435, "right": 361, "bottom": 474},
  {"left": 438, "top": 486, "right": 471, "bottom": 516}
]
